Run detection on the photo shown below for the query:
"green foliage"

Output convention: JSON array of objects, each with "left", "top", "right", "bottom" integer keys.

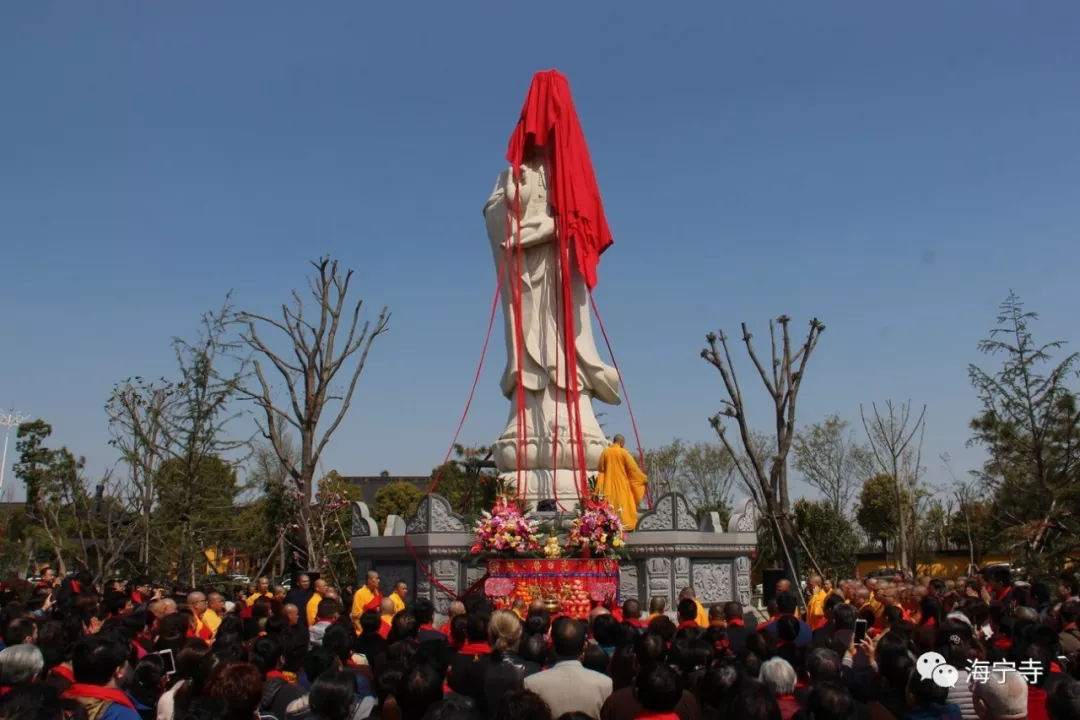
[
  {"left": 155, "top": 455, "right": 240, "bottom": 580},
  {"left": 855, "top": 473, "right": 898, "bottom": 549},
  {"left": 968, "top": 292, "right": 1080, "bottom": 573},
  {"left": 695, "top": 502, "right": 731, "bottom": 528},
  {"left": 794, "top": 498, "right": 859, "bottom": 580},
  {"left": 947, "top": 499, "right": 999, "bottom": 565},
  {"left": 14, "top": 420, "right": 55, "bottom": 509},
  {"left": 373, "top": 481, "right": 424, "bottom": 529},
  {"left": 430, "top": 444, "right": 506, "bottom": 520}
]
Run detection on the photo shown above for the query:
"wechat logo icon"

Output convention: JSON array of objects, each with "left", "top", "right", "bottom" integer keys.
[{"left": 917, "top": 652, "right": 958, "bottom": 689}]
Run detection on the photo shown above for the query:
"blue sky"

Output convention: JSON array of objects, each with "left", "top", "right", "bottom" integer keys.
[{"left": 2, "top": 3, "right": 1078, "bottom": 502}]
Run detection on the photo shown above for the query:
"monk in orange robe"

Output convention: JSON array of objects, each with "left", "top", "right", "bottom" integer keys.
[{"left": 595, "top": 434, "right": 648, "bottom": 530}]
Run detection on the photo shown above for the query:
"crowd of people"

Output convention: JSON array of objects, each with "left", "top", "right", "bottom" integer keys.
[{"left": 0, "top": 565, "right": 1078, "bottom": 720}]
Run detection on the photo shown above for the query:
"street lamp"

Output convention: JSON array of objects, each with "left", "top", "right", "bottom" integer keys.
[{"left": 0, "top": 410, "right": 30, "bottom": 498}]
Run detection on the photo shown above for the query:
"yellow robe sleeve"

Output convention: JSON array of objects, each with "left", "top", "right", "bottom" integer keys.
[
  {"left": 307, "top": 593, "right": 322, "bottom": 626},
  {"left": 352, "top": 588, "right": 374, "bottom": 619},
  {"left": 391, "top": 594, "right": 406, "bottom": 614},
  {"left": 695, "top": 600, "right": 708, "bottom": 628},
  {"left": 246, "top": 592, "right": 271, "bottom": 607},
  {"left": 202, "top": 609, "right": 221, "bottom": 634}
]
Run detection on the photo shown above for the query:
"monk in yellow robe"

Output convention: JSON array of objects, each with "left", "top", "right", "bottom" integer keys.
[
  {"left": 246, "top": 577, "right": 273, "bottom": 607},
  {"left": 595, "top": 434, "right": 648, "bottom": 530},
  {"left": 307, "top": 579, "right": 328, "bottom": 627},
  {"left": 805, "top": 575, "right": 827, "bottom": 630}
]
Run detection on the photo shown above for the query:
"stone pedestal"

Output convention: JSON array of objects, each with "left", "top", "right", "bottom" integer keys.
[{"left": 351, "top": 493, "right": 758, "bottom": 622}]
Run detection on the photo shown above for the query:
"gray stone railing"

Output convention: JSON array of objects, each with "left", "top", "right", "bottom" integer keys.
[{"left": 350, "top": 492, "right": 758, "bottom": 618}]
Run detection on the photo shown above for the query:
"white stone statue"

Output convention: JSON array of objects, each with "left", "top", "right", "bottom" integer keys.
[{"left": 483, "top": 153, "right": 621, "bottom": 507}]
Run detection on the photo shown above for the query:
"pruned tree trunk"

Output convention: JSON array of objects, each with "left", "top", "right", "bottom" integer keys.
[{"left": 702, "top": 315, "right": 825, "bottom": 591}]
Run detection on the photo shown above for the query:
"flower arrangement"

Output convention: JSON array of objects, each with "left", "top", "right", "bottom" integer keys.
[
  {"left": 469, "top": 497, "right": 541, "bottom": 556},
  {"left": 568, "top": 497, "right": 627, "bottom": 557}
]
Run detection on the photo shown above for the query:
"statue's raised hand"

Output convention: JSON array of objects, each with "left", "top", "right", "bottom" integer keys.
[{"left": 505, "top": 213, "right": 554, "bottom": 250}]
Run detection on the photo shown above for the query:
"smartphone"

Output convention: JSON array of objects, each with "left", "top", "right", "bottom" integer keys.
[
  {"left": 155, "top": 649, "right": 177, "bottom": 675},
  {"left": 854, "top": 619, "right": 868, "bottom": 644}
]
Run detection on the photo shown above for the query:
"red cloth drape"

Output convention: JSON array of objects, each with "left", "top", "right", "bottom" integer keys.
[{"left": 506, "top": 69, "right": 612, "bottom": 291}]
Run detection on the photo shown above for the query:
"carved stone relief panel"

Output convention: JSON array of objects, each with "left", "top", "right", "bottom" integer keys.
[
  {"left": 673, "top": 557, "right": 691, "bottom": 595},
  {"left": 734, "top": 555, "right": 753, "bottom": 607},
  {"left": 645, "top": 557, "right": 672, "bottom": 608},
  {"left": 430, "top": 559, "right": 459, "bottom": 613},
  {"left": 352, "top": 502, "right": 378, "bottom": 538},
  {"left": 619, "top": 563, "right": 640, "bottom": 603},
  {"left": 636, "top": 495, "right": 673, "bottom": 532},
  {"left": 691, "top": 561, "right": 733, "bottom": 605}
]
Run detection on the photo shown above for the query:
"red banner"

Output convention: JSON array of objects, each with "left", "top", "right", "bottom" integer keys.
[{"left": 485, "top": 559, "right": 619, "bottom": 618}]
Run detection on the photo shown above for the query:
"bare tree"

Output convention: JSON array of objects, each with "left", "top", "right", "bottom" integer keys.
[
  {"left": 644, "top": 440, "right": 684, "bottom": 499},
  {"left": 106, "top": 378, "right": 177, "bottom": 568},
  {"left": 792, "top": 414, "right": 874, "bottom": 517},
  {"left": 679, "top": 442, "right": 738, "bottom": 515},
  {"left": 237, "top": 256, "right": 390, "bottom": 569},
  {"left": 702, "top": 315, "right": 825, "bottom": 576},
  {"left": 860, "top": 400, "right": 927, "bottom": 572}
]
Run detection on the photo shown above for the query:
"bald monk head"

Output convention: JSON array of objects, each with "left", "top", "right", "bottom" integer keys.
[
  {"left": 186, "top": 592, "right": 207, "bottom": 617},
  {"left": 447, "top": 601, "right": 466, "bottom": 619},
  {"left": 613, "top": 434, "right": 625, "bottom": 447},
  {"left": 379, "top": 597, "right": 394, "bottom": 616}
]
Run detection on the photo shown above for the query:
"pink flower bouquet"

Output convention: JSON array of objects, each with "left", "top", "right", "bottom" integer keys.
[
  {"left": 470, "top": 498, "right": 541, "bottom": 556},
  {"left": 568, "top": 498, "right": 627, "bottom": 557}
]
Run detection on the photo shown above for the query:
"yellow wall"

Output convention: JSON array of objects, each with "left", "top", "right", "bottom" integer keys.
[
  {"left": 203, "top": 548, "right": 254, "bottom": 576},
  {"left": 856, "top": 553, "right": 1011, "bottom": 579}
]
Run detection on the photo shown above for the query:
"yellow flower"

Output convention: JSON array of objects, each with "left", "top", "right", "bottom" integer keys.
[{"left": 613, "top": 537, "right": 623, "bottom": 548}]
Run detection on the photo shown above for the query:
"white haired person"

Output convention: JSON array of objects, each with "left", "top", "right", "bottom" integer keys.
[
  {"left": 0, "top": 645, "right": 45, "bottom": 690},
  {"left": 759, "top": 657, "right": 800, "bottom": 719}
]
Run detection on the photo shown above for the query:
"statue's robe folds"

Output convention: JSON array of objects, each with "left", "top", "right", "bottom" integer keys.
[
  {"left": 595, "top": 444, "right": 648, "bottom": 530},
  {"left": 484, "top": 158, "right": 620, "bottom": 487}
]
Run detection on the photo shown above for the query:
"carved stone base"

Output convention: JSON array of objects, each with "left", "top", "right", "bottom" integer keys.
[
  {"left": 491, "top": 384, "right": 611, "bottom": 482},
  {"left": 350, "top": 492, "right": 758, "bottom": 623}
]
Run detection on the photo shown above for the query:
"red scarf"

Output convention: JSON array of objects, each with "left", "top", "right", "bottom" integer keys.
[
  {"left": 363, "top": 591, "right": 382, "bottom": 612},
  {"left": 922, "top": 617, "right": 937, "bottom": 627},
  {"left": 50, "top": 665, "right": 75, "bottom": 683},
  {"left": 71, "top": 581, "right": 82, "bottom": 594},
  {"left": 63, "top": 684, "right": 136, "bottom": 710},
  {"left": 458, "top": 641, "right": 492, "bottom": 657},
  {"left": 996, "top": 586, "right": 1011, "bottom": 602},
  {"left": 377, "top": 620, "right": 391, "bottom": 640},
  {"left": 266, "top": 670, "right": 292, "bottom": 683},
  {"left": 994, "top": 637, "right": 1013, "bottom": 650},
  {"left": 635, "top": 713, "right": 679, "bottom": 720},
  {"left": 727, "top": 618, "right": 745, "bottom": 627},
  {"left": 131, "top": 591, "right": 146, "bottom": 605},
  {"left": 505, "top": 70, "right": 613, "bottom": 292},
  {"left": 677, "top": 620, "right": 698, "bottom": 630},
  {"left": 626, "top": 617, "right": 648, "bottom": 628},
  {"left": 437, "top": 622, "right": 451, "bottom": 636}
]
